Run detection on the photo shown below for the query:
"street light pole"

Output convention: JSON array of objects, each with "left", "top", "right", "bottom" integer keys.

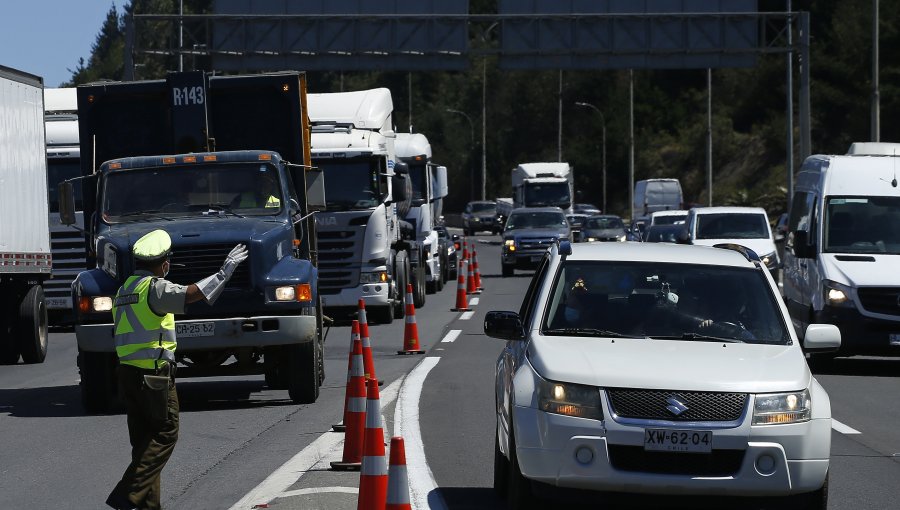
[
  {"left": 574, "top": 101, "right": 607, "bottom": 214},
  {"left": 446, "top": 108, "right": 476, "bottom": 201}
]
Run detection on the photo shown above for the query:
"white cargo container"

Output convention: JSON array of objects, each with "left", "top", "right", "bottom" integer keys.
[{"left": 0, "top": 65, "right": 51, "bottom": 364}]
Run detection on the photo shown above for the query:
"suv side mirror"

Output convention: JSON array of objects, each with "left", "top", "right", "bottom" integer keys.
[
  {"left": 59, "top": 180, "right": 77, "bottom": 226},
  {"left": 484, "top": 311, "right": 525, "bottom": 340},
  {"left": 792, "top": 230, "right": 815, "bottom": 258},
  {"left": 803, "top": 324, "right": 841, "bottom": 352}
]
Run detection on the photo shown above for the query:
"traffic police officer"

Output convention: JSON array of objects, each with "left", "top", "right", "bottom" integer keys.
[{"left": 106, "top": 229, "right": 248, "bottom": 510}]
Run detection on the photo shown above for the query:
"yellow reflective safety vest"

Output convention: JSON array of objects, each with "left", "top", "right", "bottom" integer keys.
[
  {"left": 112, "top": 275, "right": 177, "bottom": 369},
  {"left": 239, "top": 193, "right": 281, "bottom": 208}
]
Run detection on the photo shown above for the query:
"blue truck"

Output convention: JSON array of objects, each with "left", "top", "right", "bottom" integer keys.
[{"left": 58, "top": 71, "right": 326, "bottom": 412}]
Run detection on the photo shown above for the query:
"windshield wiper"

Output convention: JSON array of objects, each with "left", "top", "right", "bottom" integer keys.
[
  {"left": 544, "top": 328, "right": 645, "bottom": 339},
  {"left": 650, "top": 333, "right": 745, "bottom": 343},
  {"left": 116, "top": 210, "right": 174, "bottom": 222},
  {"left": 204, "top": 204, "right": 244, "bottom": 218}
]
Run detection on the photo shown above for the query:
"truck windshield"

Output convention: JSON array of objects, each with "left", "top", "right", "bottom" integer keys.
[
  {"left": 506, "top": 212, "right": 567, "bottom": 230},
  {"left": 524, "top": 182, "right": 570, "bottom": 208},
  {"left": 825, "top": 196, "right": 900, "bottom": 254},
  {"left": 102, "top": 163, "right": 283, "bottom": 223},
  {"left": 695, "top": 213, "right": 769, "bottom": 240},
  {"left": 47, "top": 159, "right": 82, "bottom": 213},
  {"left": 316, "top": 159, "right": 382, "bottom": 211},
  {"left": 408, "top": 163, "right": 427, "bottom": 204}
]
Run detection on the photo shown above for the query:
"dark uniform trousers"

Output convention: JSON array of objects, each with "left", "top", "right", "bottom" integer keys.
[{"left": 109, "top": 364, "right": 179, "bottom": 510}]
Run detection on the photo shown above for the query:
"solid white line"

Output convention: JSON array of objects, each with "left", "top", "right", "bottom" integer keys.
[
  {"left": 832, "top": 418, "right": 862, "bottom": 435},
  {"left": 441, "top": 330, "right": 462, "bottom": 343},
  {"left": 228, "top": 378, "right": 403, "bottom": 510},
  {"left": 469, "top": 297, "right": 480, "bottom": 306},
  {"left": 394, "top": 357, "right": 447, "bottom": 510},
  {"left": 459, "top": 311, "right": 475, "bottom": 321},
  {"left": 279, "top": 486, "right": 359, "bottom": 498}
]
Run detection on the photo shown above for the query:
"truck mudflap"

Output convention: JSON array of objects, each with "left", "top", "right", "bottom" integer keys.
[{"left": 76, "top": 315, "right": 317, "bottom": 352}]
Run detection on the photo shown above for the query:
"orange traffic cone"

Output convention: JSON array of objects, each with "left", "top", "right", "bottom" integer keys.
[
  {"left": 398, "top": 284, "right": 425, "bottom": 355},
  {"left": 466, "top": 245, "right": 479, "bottom": 295},
  {"left": 357, "top": 378, "right": 388, "bottom": 510},
  {"left": 473, "top": 247, "right": 483, "bottom": 291},
  {"left": 461, "top": 238, "right": 469, "bottom": 268},
  {"left": 357, "top": 299, "right": 382, "bottom": 385},
  {"left": 451, "top": 259, "right": 470, "bottom": 312},
  {"left": 331, "top": 321, "right": 360, "bottom": 432},
  {"left": 385, "top": 437, "right": 412, "bottom": 510},
  {"left": 330, "top": 322, "right": 366, "bottom": 471}
]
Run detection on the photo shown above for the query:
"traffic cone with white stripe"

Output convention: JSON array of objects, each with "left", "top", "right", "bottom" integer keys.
[
  {"left": 466, "top": 244, "right": 479, "bottom": 295},
  {"left": 331, "top": 321, "right": 359, "bottom": 432},
  {"left": 451, "top": 259, "right": 471, "bottom": 312},
  {"left": 398, "top": 284, "right": 425, "bottom": 355},
  {"left": 357, "top": 378, "right": 388, "bottom": 510},
  {"left": 473, "top": 247, "right": 483, "bottom": 291},
  {"left": 385, "top": 437, "right": 412, "bottom": 510},
  {"left": 357, "top": 299, "right": 383, "bottom": 385},
  {"left": 330, "top": 321, "right": 366, "bottom": 471}
]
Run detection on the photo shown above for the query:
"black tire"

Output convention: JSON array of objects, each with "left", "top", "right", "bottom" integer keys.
[
  {"left": 80, "top": 351, "right": 117, "bottom": 414},
  {"left": 16, "top": 286, "right": 48, "bottom": 364},
  {"left": 502, "top": 264, "right": 515, "bottom": 278},
  {"left": 804, "top": 473, "right": 829, "bottom": 510},
  {"left": 372, "top": 305, "right": 394, "bottom": 325},
  {"left": 494, "top": 420, "right": 510, "bottom": 496},
  {"left": 413, "top": 261, "right": 426, "bottom": 308},
  {"left": 506, "top": 424, "right": 535, "bottom": 510},
  {"left": 287, "top": 341, "right": 319, "bottom": 404},
  {"left": 440, "top": 250, "right": 449, "bottom": 286},
  {"left": 393, "top": 251, "right": 410, "bottom": 320}
]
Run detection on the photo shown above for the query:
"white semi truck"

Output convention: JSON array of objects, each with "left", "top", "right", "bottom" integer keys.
[
  {"left": 43, "top": 88, "right": 86, "bottom": 326},
  {"left": 0, "top": 65, "right": 51, "bottom": 364},
  {"left": 308, "top": 88, "right": 418, "bottom": 323},
  {"left": 395, "top": 133, "right": 448, "bottom": 296},
  {"left": 511, "top": 162, "right": 574, "bottom": 213}
]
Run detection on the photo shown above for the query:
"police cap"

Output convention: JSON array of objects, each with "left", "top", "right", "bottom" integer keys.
[{"left": 133, "top": 229, "right": 172, "bottom": 262}]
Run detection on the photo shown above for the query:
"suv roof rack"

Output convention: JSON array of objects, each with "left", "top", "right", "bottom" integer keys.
[{"left": 712, "top": 243, "right": 760, "bottom": 263}]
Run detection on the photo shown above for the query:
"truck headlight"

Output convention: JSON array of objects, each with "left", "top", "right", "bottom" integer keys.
[
  {"left": 273, "top": 284, "right": 312, "bottom": 302},
  {"left": 752, "top": 389, "right": 811, "bottom": 425},
  {"left": 80, "top": 296, "right": 113, "bottom": 313},
  {"left": 824, "top": 280, "right": 853, "bottom": 307},
  {"left": 360, "top": 271, "right": 388, "bottom": 284},
  {"left": 538, "top": 377, "right": 602, "bottom": 420},
  {"left": 504, "top": 239, "right": 516, "bottom": 252}
]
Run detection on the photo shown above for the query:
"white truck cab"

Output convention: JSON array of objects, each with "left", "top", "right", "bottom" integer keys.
[
  {"left": 511, "top": 162, "right": 573, "bottom": 213},
  {"left": 784, "top": 142, "right": 900, "bottom": 357}
]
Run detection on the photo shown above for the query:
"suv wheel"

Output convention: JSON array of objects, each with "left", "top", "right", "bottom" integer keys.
[
  {"left": 502, "top": 264, "right": 514, "bottom": 278},
  {"left": 506, "top": 425, "right": 536, "bottom": 510}
]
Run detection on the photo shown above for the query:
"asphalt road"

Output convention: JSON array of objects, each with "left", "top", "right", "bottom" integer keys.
[{"left": 2, "top": 233, "right": 899, "bottom": 509}]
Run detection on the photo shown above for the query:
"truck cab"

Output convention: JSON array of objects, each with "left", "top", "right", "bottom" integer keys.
[{"left": 511, "top": 162, "right": 574, "bottom": 213}]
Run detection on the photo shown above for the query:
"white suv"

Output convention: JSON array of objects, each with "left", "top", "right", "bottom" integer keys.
[{"left": 484, "top": 241, "right": 840, "bottom": 509}]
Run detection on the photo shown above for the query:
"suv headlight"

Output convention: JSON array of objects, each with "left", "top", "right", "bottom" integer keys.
[
  {"left": 753, "top": 389, "right": 811, "bottom": 425},
  {"left": 504, "top": 239, "right": 516, "bottom": 252},
  {"left": 760, "top": 251, "right": 778, "bottom": 269},
  {"left": 360, "top": 271, "right": 388, "bottom": 284},
  {"left": 537, "top": 377, "right": 602, "bottom": 420},
  {"left": 824, "top": 280, "right": 853, "bottom": 307}
]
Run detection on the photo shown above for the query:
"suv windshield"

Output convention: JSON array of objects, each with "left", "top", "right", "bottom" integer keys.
[
  {"left": 824, "top": 196, "right": 900, "bottom": 254},
  {"left": 542, "top": 261, "right": 789, "bottom": 345},
  {"left": 652, "top": 214, "right": 687, "bottom": 226},
  {"left": 102, "top": 163, "right": 283, "bottom": 223},
  {"left": 506, "top": 211, "right": 567, "bottom": 230},
  {"left": 316, "top": 158, "right": 383, "bottom": 211},
  {"left": 470, "top": 202, "right": 496, "bottom": 214},
  {"left": 695, "top": 213, "right": 769, "bottom": 240}
]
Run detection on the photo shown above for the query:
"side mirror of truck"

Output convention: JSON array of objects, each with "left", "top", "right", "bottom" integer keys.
[
  {"left": 392, "top": 174, "right": 409, "bottom": 203},
  {"left": 792, "top": 230, "right": 815, "bottom": 259},
  {"left": 305, "top": 168, "right": 326, "bottom": 212},
  {"left": 59, "top": 180, "right": 77, "bottom": 226}
]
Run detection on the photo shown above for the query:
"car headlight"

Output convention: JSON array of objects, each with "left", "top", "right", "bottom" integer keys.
[
  {"left": 537, "top": 377, "right": 602, "bottom": 420},
  {"left": 753, "top": 389, "right": 811, "bottom": 425},
  {"left": 824, "top": 280, "right": 853, "bottom": 307},
  {"left": 504, "top": 239, "right": 516, "bottom": 252},
  {"left": 585, "top": 237, "right": 598, "bottom": 242},
  {"left": 617, "top": 234, "right": 627, "bottom": 242},
  {"left": 760, "top": 251, "right": 778, "bottom": 268},
  {"left": 360, "top": 271, "right": 389, "bottom": 284}
]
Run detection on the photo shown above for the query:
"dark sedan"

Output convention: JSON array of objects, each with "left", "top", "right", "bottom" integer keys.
[{"left": 580, "top": 215, "right": 628, "bottom": 242}]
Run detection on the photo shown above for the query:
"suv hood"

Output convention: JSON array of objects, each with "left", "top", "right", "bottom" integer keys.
[
  {"left": 821, "top": 252, "right": 900, "bottom": 287},
  {"left": 527, "top": 336, "right": 809, "bottom": 393},
  {"left": 504, "top": 228, "right": 568, "bottom": 240}
]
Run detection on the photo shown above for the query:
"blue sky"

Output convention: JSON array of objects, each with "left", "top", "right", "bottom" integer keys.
[{"left": 0, "top": 1, "right": 119, "bottom": 87}]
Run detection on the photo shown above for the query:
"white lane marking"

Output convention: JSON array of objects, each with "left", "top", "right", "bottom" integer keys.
[
  {"left": 279, "top": 486, "right": 359, "bottom": 498},
  {"left": 469, "top": 297, "right": 480, "bottom": 306},
  {"left": 441, "top": 330, "right": 462, "bottom": 343},
  {"left": 459, "top": 311, "right": 475, "bottom": 321},
  {"left": 394, "top": 357, "right": 447, "bottom": 510},
  {"left": 832, "top": 419, "right": 862, "bottom": 435},
  {"left": 228, "top": 379, "right": 403, "bottom": 510}
]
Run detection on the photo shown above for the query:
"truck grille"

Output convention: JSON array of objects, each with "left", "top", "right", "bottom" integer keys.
[
  {"left": 608, "top": 445, "right": 745, "bottom": 476},
  {"left": 517, "top": 237, "right": 556, "bottom": 251},
  {"left": 316, "top": 226, "right": 363, "bottom": 294},
  {"left": 46, "top": 228, "right": 87, "bottom": 301},
  {"left": 167, "top": 244, "right": 250, "bottom": 289},
  {"left": 857, "top": 287, "right": 900, "bottom": 316},
  {"left": 607, "top": 389, "right": 747, "bottom": 422}
]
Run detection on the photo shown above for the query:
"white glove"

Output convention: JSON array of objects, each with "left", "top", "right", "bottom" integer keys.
[{"left": 195, "top": 244, "right": 248, "bottom": 304}]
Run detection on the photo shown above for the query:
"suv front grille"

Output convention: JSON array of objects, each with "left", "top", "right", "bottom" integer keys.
[
  {"left": 857, "top": 287, "right": 900, "bottom": 316},
  {"left": 518, "top": 237, "right": 556, "bottom": 250},
  {"left": 607, "top": 388, "right": 747, "bottom": 422},
  {"left": 608, "top": 445, "right": 745, "bottom": 476},
  {"left": 167, "top": 244, "right": 250, "bottom": 289}
]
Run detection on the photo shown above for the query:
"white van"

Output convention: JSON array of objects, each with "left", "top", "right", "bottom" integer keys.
[
  {"left": 632, "top": 178, "right": 683, "bottom": 220},
  {"left": 686, "top": 206, "right": 779, "bottom": 271},
  {"left": 783, "top": 142, "right": 900, "bottom": 357}
]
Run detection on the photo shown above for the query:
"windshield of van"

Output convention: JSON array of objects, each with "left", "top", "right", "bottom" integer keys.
[
  {"left": 695, "top": 213, "right": 769, "bottom": 240},
  {"left": 102, "top": 163, "right": 283, "bottom": 223},
  {"left": 542, "top": 261, "right": 789, "bottom": 345},
  {"left": 652, "top": 213, "right": 687, "bottom": 226},
  {"left": 505, "top": 211, "right": 567, "bottom": 230},
  {"left": 824, "top": 196, "right": 900, "bottom": 254},
  {"left": 316, "top": 158, "right": 382, "bottom": 211}
]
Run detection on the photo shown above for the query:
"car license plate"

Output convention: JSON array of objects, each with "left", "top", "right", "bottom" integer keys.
[
  {"left": 176, "top": 322, "right": 215, "bottom": 338},
  {"left": 45, "top": 297, "right": 70, "bottom": 309},
  {"left": 890, "top": 334, "right": 900, "bottom": 346},
  {"left": 644, "top": 429, "right": 712, "bottom": 453}
]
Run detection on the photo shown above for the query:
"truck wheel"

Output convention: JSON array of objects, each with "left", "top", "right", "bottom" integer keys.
[
  {"left": 413, "top": 262, "right": 426, "bottom": 308},
  {"left": 16, "top": 286, "right": 48, "bottom": 364},
  {"left": 393, "top": 252, "right": 410, "bottom": 320},
  {"left": 372, "top": 306, "right": 394, "bottom": 325},
  {"left": 80, "top": 351, "right": 117, "bottom": 414},
  {"left": 502, "top": 264, "right": 514, "bottom": 277},
  {"left": 287, "top": 341, "right": 319, "bottom": 404}
]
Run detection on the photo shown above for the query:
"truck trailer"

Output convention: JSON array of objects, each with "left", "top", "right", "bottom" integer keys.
[
  {"left": 59, "top": 71, "right": 325, "bottom": 412},
  {"left": 0, "top": 65, "right": 51, "bottom": 365},
  {"left": 511, "top": 162, "right": 574, "bottom": 213}
]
